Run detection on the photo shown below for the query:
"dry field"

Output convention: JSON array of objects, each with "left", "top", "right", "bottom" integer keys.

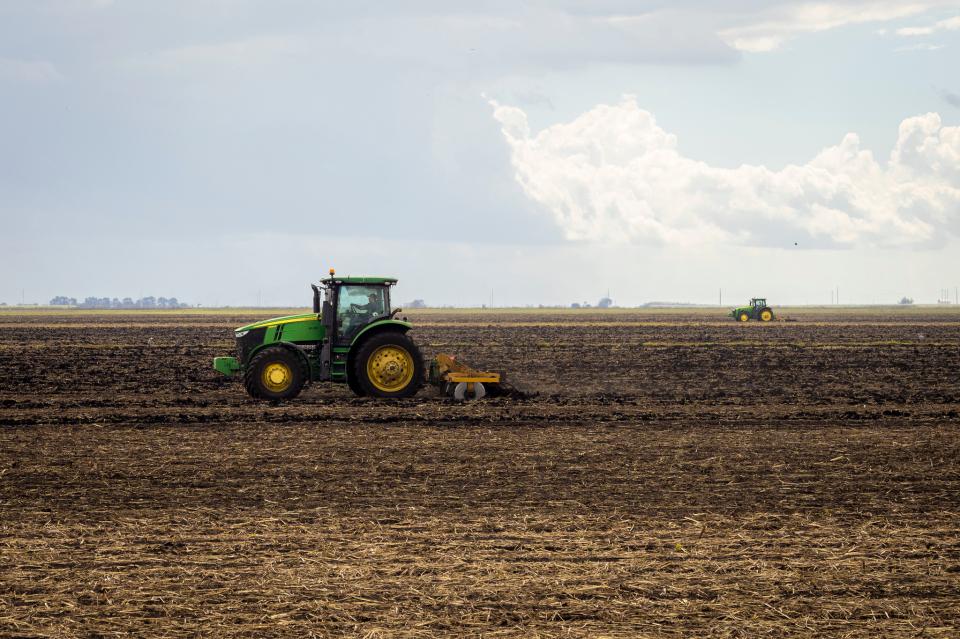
[{"left": 1, "top": 307, "right": 959, "bottom": 637}]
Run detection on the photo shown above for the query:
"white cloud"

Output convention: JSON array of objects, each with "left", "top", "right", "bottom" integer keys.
[
  {"left": 894, "top": 42, "right": 945, "bottom": 50},
  {"left": 718, "top": 1, "right": 956, "bottom": 52},
  {"left": 896, "top": 25, "right": 936, "bottom": 35},
  {"left": 491, "top": 97, "right": 960, "bottom": 248},
  {"left": 119, "top": 3, "right": 960, "bottom": 78},
  {"left": 896, "top": 13, "right": 960, "bottom": 34},
  {"left": 128, "top": 35, "right": 307, "bottom": 73},
  {"left": 0, "top": 58, "right": 62, "bottom": 84}
]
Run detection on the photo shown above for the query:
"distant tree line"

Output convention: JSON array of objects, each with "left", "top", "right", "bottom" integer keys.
[
  {"left": 49, "top": 296, "right": 190, "bottom": 309},
  {"left": 571, "top": 296, "right": 614, "bottom": 309}
]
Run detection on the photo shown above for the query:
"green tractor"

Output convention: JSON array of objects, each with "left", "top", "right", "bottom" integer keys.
[
  {"left": 730, "top": 298, "right": 774, "bottom": 322},
  {"left": 213, "top": 270, "right": 424, "bottom": 400}
]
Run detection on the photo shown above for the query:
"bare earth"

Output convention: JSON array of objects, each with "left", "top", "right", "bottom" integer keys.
[{"left": 1, "top": 307, "right": 958, "bottom": 637}]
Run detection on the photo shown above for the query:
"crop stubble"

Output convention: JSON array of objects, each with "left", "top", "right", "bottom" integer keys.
[{"left": 1, "top": 309, "right": 958, "bottom": 637}]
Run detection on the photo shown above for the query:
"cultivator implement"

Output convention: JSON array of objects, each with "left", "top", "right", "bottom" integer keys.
[{"left": 428, "top": 353, "right": 525, "bottom": 400}]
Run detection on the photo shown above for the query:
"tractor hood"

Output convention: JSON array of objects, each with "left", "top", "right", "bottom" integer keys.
[{"left": 235, "top": 313, "right": 320, "bottom": 333}]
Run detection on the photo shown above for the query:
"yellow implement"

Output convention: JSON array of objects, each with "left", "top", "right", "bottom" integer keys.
[{"left": 428, "top": 353, "right": 504, "bottom": 401}]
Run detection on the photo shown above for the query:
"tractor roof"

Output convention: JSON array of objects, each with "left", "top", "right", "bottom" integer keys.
[{"left": 322, "top": 276, "right": 398, "bottom": 286}]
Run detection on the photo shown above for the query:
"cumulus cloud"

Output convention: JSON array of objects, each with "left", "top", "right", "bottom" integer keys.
[{"left": 491, "top": 97, "right": 960, "bottom": 248}]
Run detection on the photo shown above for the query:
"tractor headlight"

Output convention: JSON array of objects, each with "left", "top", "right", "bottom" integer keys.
[{"left": 235, "top": 330, "right": 249, "bottom": 338}]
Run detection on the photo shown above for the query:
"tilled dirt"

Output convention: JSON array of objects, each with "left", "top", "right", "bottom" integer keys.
[{"left": 1, "top": 309, "right": 959, "bottom": 637}]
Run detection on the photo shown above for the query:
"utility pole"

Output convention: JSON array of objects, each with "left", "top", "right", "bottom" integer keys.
[{"left": 719, "top": 288, "right": 722, "bottom": 307}]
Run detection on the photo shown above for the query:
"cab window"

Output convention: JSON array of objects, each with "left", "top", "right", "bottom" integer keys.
[{"left": 337, "top": 286, "right": 387, "bottom": 336}]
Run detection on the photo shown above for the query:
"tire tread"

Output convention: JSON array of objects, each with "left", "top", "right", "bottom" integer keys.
[{"left": 243, "top": 346, "right": 308, "bottom": 401}]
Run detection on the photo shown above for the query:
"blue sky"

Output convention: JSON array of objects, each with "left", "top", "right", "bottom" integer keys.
[{"left": 2, "top": 1, "right": 959, "bottom": 306}]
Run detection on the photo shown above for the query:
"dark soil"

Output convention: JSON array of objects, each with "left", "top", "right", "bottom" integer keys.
[{"left": 1, "top": 309, "right": 958, "bottom": 637}]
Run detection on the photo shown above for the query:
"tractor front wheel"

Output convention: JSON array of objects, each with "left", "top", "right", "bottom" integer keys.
[
  {"left": 244, "top": 346, "right": 307, "bottom": 401},
  {"left": 354, "top": 332, "right": 424, "bottom": 398},
  {"left": 739, "top": 312, "right": 750, "bottom": 322}
]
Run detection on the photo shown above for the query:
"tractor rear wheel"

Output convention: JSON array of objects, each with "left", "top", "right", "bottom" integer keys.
[
  {"left": 354, "top": 332, "right": 424, "bottom": 398},
  {"left": 346, "top": 373, "right": 367, "bottom": 397},
  {"left": 760, "top": 308, "right": 773, "bottom": 322},
  {"left": 244, "top": 346, "right": 307, "bottom": 401},
  {"left": 739, "top": 312, "right": 750, "bottom": 322}
]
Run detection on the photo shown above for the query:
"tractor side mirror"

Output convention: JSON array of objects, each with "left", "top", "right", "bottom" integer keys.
[{"left": 311, "top": 284, "right": 321, "bottom": 313}]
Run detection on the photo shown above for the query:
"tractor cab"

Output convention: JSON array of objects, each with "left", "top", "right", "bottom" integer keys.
[
  {"left": 751, "top": 298, "right": 767, "bottom": 309},
  {"left": 314, "top": 275, "right": 397, "bottom": 344}
]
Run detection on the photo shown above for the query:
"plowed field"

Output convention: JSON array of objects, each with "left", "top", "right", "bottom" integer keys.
[{"left": 2, "top": 308, "right": 959, "bottom": 637}]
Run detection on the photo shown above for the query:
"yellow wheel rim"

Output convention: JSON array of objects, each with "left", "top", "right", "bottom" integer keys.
[
  {"left": 261, "top": 362, "right": 293, "bottom": 393},
  {"left": 366, "top": 345, "right": 415, "bottom": 393},
  {"left": 739, "top": 313, "right": 749, "bottom": 322},
  {"left": 760, "top": 310, "right": 772, "bottom": 321}
]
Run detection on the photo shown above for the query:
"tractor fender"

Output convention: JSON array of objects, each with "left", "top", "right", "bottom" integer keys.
[
  {"left": 347, "top": 319, "right": 414, "bottom": 380},
  {"left": 247, "top": 341, "right": 313, "bottom": 382},
  {"left": 350, "top": 319, "right": 413, "bottom": 347}
]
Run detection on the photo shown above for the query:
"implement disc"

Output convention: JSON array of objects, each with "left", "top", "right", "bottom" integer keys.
[{"left": 451, "top": 382, "right": 486, "bottom": 401}]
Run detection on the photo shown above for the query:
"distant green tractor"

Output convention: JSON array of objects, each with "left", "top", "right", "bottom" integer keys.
[
  {"left": 730, "top": 298, "right": 774, "bottom": 322},
  {"left": 213, "top": 270, "right": 424, "bottom": 400}
]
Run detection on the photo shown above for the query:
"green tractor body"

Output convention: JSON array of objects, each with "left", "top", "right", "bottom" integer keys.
[
  {"left": 730, "top": 298, "right": 774, "bottom": 322},
  {"left": 213, "top": 274, "right": 424, "bottom": 400}
]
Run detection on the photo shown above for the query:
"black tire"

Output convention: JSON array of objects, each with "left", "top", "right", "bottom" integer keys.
[
  {"left": 346, "top": 372, "right": 367, "bottom": 397},
  {"left": 352, "top": 332, "right": 424, "bottom": 398},
  {"left": 244, "top": 346, "right": 307, "bottom": 401}
]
